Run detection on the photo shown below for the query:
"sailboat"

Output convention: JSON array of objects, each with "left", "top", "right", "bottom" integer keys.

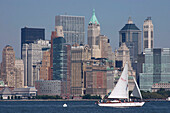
[{"left": 98, "top": 63, "right": 145, "bottom": 107}]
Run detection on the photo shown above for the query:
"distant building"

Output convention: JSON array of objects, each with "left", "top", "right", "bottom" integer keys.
[
  {"left": 55, "top": 15, "right": 85, "bottom": 45},
  {"left": 151, "top": 83, "right": 170, "bottom": 92},
  {"left": 15, "top": 59, "right": 24, "bottom": 88},
  {"left": 35, "top": 80, "right": 61, "bottom": 96},
  {"left": 39, "top": 50, "right": 50, "bottom": 80},
  {"left": 22, "top": 40, "right": 50, "bottom": 87},
  {"left": 140, "top": 48, "right": 170, "bottom": 91},
  {"left": 21, "top": 27, "right": 45, "bottom": 58},
  {"left": 84, "top": 59, "right": 108, "bottom": 96},
  {"left": 13, "top": 87, "right": 37, "bottom": 99},
  {"left": 143, "top": 17, "right": 154, "bottom": 51},
  {"left": 0, "top": 87, "right": 14, "bottom": 99},
  {"left": 53, "top": 37, "right": 71, "bottom": 98},
  {"left": 88, "top": 9, "right": 100, "bottom": 48},
  {"left": 71, "top": 45, "right": 91, "bottom": 96},
  {"left": 1, "top": 45, "right": 15, "bottom": 87},
  {"left": 119, "top": 17, "right": 142, "bottom": 71}
]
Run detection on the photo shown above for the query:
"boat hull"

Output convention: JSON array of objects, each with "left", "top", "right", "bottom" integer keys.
[{"left": 98, "top": 102, "right": 145, "bottom": 107}]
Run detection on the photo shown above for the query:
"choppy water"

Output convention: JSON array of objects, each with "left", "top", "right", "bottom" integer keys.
[{"left": 0, "top": 101, "right": 169, "bottom": 113}]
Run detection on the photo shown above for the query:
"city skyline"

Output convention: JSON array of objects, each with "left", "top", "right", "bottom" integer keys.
[{"left": 1, "top": 0, "right": 170, "bottom": 61}]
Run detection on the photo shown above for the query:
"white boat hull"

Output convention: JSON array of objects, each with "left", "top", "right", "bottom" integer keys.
[{"left": 98, "top": 102, "right": 145, "bottom": 107}]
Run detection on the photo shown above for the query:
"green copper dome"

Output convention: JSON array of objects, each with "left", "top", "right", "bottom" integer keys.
[{"left": 89, "top": 9, "right": 99, "bottom": 25}]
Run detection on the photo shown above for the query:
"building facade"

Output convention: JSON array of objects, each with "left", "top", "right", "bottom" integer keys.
[
  {"left": 88, "top": 9, "right": 100, "bottom": 48},
  {"left": 53, "top": 37, "right": 71, "bottom": 98},
  {"left": 55, "top": 15, "right": 85, "bottom": 45},
  {"left": 143, "top": 17, "right": 154, "bottom": 51},
  {"left": 71, "top": 45, "right": 91, "bottom": 96},
  {"left": 1, "top": 45, "right": 15, "bottom": 87},
  {"left": 35, "top": 80, "right": 61, "bottom": 96},
  {"left": 21, "top": 27, "right": 45, "bottom": 58},
  {"left": 39, "top": 50, "right": 50, "bottom": 80},
  {"left": 15, "top": 59, "right": 24, "bottom": 88},
  {"left": 22, "top": 40, "right": 50, "bottom": 87},
  {"left": 140, "top": 48, "right": 170, "bottom": 91},
  {"left": 119, "top": 17, "right": 142, "bottom": 71}
]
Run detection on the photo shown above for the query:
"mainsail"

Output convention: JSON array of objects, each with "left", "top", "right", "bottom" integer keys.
[
  {"left": 108, "top": 63, "right": 128, "bottom": 99},
  {"left": 130, "top": 77, "right": 142, "bottom": 99}
]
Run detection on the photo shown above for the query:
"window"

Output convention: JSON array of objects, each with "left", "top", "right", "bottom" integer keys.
[
  {"left": 122, "top": 33, "right": 126, "bottom": 42},
  {"left": 144, "top": 31, "right": 148, "bottom": 38}
]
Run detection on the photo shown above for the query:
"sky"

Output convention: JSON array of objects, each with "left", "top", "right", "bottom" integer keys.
[{"left": 0, "top": 0, "right": 170, "bottom": 62}]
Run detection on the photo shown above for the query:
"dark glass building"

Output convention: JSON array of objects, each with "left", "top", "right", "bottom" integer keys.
[
  {"left": 119, "top": 17, "right": 141, "bottom": 71},
  {"left": 21, "top": 27, "right": 45, "bottom": 58},
  {"left": 53, "top": 37, "right": 71, "bottom": 98}
]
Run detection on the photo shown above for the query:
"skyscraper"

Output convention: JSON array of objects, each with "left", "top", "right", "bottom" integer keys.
[
  {"left": 143, "top": 17, "right": 154, "bottom": 51},
  {"left": 119, "top": 17, "right": 142, "bottom": 71},
  {"left": 21, "top": 27, "right": 45, "bottom": 58},
  {"left": 71, "top": 44, "right": 91, "bottom": 96},
  {"left": 88, "top": 9, "right": 100, "bottom": 47},
  {"left": 22, "top": 40, "right": 50, "bottom": 86},
  {"left": 140, "top": 48, "right": 170, "bottom": 91},
  {"left": 53, "top": 36, "right": 71, "bottom": 98},
  {"left": 55, "top": 15, "right": 85, "bottom": 45},
  {"left": 1, "top": 45, "right": 15, "bottom": 87}
]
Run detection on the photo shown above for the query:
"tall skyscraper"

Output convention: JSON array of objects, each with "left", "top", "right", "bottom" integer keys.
[
  {"left": 143, "top": 17, "right": 154, "bottom": 51},
  {"left": 1, "top": 45, "right": 15, "bottom": 87},
  {"left": 140, "top": 48, "right": 170, "bottom": 91},
  {"left": 53, "top": 36, "right": 71, "bottom": 98},
  {"left": 21, "top": 27, "right": 45, "bottom": 58},
  {"left": 55, "top": 15, "right": 85, "bottom": 45},
  {"left": 88, "top": 9, "right": 100, "bottom": 47},
  {"left": 49, "top": 26, "right": 64, "bottom": 80},
  {"left": 119, "top": 17, "right": 142, "bottom": 71}
]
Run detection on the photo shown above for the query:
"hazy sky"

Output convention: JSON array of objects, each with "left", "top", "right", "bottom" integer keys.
[{"left": 0, "top": 0, "right": 170, "bottom": 61}]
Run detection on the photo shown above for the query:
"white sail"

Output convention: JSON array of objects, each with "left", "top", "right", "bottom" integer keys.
[
  {"left": 130, "top": 77, "right": 142, "bottom": 99},
  {"left": 108, "top": 63, "right": 128, "bottom": 99}
]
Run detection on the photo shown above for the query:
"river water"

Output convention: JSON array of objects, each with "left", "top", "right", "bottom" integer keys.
[{"left": 0, "top": 101, "right": 169, "bottom": 113}]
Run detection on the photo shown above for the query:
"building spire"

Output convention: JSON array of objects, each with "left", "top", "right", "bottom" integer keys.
[
  {"left": 89, "top": 9, "right": 99, "bottom": 25},
  {"left": 128, "top": 17, "right": 133, "bottom": 24}
]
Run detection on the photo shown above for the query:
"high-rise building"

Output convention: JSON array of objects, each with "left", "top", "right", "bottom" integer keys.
[
  {"left": 22, "top": 40, "right": 50, "bottom": 86},
  {"left": 140, "top": 48, "right": 170, "bottom": 91},
  {"left": 0, "top": 45, "right": 15, "bottom": 87},
  {"left": 71, "top": 44, "right": 91, "bottom": 96},
  {"left": 55, "top": 15, "right": 85, "bottom": 45},
  {"left": 143, "top": 17, "right": 154, "bottom": 51},
  {"left": 39, "top": 50, "right": 50, "bottom": 80},
  {"left": 88, "top": 9, "right": 100, "bottom": 48},
  {"left": 53, "top": 37, "right": 71, "bottom": 98},
  {"left": 84, "top": 59, "right": 107, "bottom": 96},
  {"left": 15, "top": 59, "right": 24, "bottom": 88},
  {"left": 119, "top": 17, "right": 142, "bottom": 71},
  {"left": 21, "top": 27, "right": 45, "bottom": 58}
]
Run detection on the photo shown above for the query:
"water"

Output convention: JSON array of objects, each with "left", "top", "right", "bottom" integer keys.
[{"left": 0, "top": 101, "right": 169, "bottom": 113}]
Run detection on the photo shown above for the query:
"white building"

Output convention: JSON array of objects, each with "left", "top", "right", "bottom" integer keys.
[
  {"left": 143, "top": 17, "right": 154, "bottom": 51},
  {"left": 22, "top": 40, "right": 51, "bottom": 87}
]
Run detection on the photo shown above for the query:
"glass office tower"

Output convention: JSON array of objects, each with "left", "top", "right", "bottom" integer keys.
[
  {"left": 55, "top": 15, "right": 85, "bottom": 45},
  {"left": 140, "top": 48, "right": 170, "bottom": 91},
  {"left": 53, "top": 37, "right": 71, "bottom": 98}
]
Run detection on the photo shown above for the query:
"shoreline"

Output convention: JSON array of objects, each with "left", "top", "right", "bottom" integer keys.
[{"left": 0, "top": 99, "right": 167, "bottom": 102}]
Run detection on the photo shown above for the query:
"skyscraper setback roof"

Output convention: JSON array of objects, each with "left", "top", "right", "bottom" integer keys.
[
  {"left": 89, "top": 9, "right": 99, "bottom": 25},
  {"left": 120, "top": 17, "right": 140, "bottom": 31}
]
